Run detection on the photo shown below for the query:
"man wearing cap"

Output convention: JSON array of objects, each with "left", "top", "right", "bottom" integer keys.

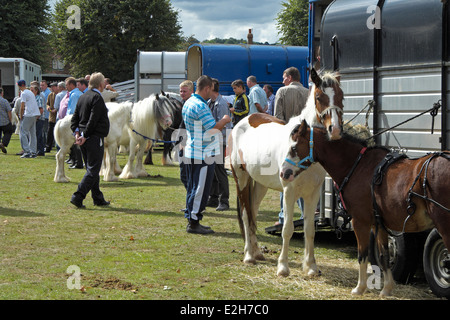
[{"left": 17, "top": 80, "right": 41, "bottom": 158}]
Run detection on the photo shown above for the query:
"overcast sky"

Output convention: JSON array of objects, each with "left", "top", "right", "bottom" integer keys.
[
  {"left": 170, "top": 0, "right": 283, "bottom": 44},
  {"left": 49, "top": 0, "right": 283, "bottom": 44}
]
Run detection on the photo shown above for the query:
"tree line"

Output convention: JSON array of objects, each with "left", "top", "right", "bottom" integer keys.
[{"left": 0, "top": 0, "right": 308, "bottom": 83}]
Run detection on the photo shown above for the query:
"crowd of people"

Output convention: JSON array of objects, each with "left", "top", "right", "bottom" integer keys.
[
  {"left": 0, "top": 75, "right": 116, "bottom": 160},
  {"left": 0, "top": 67, "right": 310, "bottom": 235}
]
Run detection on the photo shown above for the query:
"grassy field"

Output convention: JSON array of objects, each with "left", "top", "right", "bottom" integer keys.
[{"left": 0, "top": 134, "right": 442, "bottom": 301}]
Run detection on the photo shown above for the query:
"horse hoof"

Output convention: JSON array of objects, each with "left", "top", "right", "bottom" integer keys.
[
  {"left": 243, "top": 258, "right": 257, "bottom": 265},
  {"left": 277, "top": 266, "right": 290, "bottom": 277},
  {"left": 351, "top": 287, "right": 365, "bottom": 295},
  {"left": 119, "top": 172, "right": 135, "bottom": 179},
  {"left": 103, "top": 176, "right": 118, "bottom": 182},
  {"left": 307, "top": 268, "right": 320, "bottom": 277},
  {"left": 379, "top": 289, "right": 392, "bottom": 297}
]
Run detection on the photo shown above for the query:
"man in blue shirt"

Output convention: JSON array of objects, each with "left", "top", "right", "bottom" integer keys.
[
  {"left": 67, "top": 78, "right": 88, "bottom": 116},
  {"left": 182, "top": 75, "right": 231, "bottom": 234},
  {"left": 247, "top": 75, "right": 268, "bottom": 115}
]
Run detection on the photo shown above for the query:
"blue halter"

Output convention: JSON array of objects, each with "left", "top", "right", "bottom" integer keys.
[{"left": 284, "top": 128, "right": 315, "bottom": 169}]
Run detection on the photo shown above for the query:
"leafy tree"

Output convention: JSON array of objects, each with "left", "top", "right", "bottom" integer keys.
[
  {"left": 50, "top": 0, "right": 183, "bottom": 82},
  {"left": 0, "top": 0, "right": 50, "bottom": 65},
  {"left": 276, "top": 0, "right": 309, "bottom": 46}
]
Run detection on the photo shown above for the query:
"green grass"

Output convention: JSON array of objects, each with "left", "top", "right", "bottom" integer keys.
[{"left": 0, "top": 135, "right": 440, "bottom": 300}]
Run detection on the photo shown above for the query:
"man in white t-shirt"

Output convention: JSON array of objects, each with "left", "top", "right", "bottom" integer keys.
[{"left": 18, "top": 80, "right": 40, "bottom": 158}]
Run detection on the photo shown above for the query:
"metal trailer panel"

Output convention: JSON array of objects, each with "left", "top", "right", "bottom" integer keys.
[
  {"left": 134, "top": 50, "right": 186, "bottom": 100},
  {"left": 315, "top": 0, "right": 449, "bottom": 223},
  {"left": 187, "top": 44, "right": 309, "bottom": 96},
  {"left": 0, "top": 58, "right": 41, "bottom": 101}
]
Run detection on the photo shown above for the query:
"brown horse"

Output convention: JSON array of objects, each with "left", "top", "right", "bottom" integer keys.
[{"left": 281, "top": 121, "right": 450, "bottom": 296}]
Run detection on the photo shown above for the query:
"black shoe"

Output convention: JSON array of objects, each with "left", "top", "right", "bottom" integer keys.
[
  {"left": 94, "top": 200, "right": 110, "bottom": 206},
  {"left": 69, "top": 164, "right": 83, "bottom": 169},
  {"left": 216, "top": 203, "right": 229, "bottom": 211},
  {"left": 70, "top": 197, "right": 85, "bottom": 209},
  {"left": 206, "top": 198, "right": 219, "bottom": 208},
  {"left": 186, "top": 220, "right": 214, "bottom": 234},
  {"left": 0, "top": 143, "right": 6, "bottom": 154}
]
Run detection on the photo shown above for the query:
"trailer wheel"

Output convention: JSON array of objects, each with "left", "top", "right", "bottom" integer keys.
[
  {"left": 369, "top": 231, "right": 420, "bottom": 284},
  {"left": 423, "top": 228, "right": 450, "bottom": 299}
]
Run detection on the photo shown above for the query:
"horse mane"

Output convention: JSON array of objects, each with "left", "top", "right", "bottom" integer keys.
[{"left": 320, "top": 71, "right": 341, "bottom": 89}]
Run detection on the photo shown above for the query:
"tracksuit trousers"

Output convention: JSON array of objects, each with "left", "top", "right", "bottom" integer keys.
[{"left": 184, "top": 160, "right": 215, "bottom": 221}]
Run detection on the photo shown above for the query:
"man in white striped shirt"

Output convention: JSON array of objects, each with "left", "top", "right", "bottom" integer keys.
[{"left": 182, "top": 75, "right": 231, "bottom": 234}]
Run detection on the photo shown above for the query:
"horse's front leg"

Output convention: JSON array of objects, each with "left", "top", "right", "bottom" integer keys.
[
  {"left": 351, "top": 219, "right": 371, "bottom": 295},
  {"left": 302, "top": 194, "right": 319, "bottom": 276},
  {"left": 119, "top": 140, "right": 137, "bottom": 179},
  {"left": 278, "top": 187, "right": 295, "bottom": 277},
  {"left": 136, "top": 141, "right": 151, "bottom": 177}
]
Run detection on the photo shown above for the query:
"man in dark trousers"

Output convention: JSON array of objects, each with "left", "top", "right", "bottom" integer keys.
[{"left": 70, "top": 72, "right": 110, "bottom": 209}]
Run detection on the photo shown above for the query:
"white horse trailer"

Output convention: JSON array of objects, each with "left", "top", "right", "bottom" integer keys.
[
  {"left": 307, "top": 0, "right": 450, "bottom": 298},
  {"left": 134, "top": 50, "right": 186, "bottom": 101},
  {"left": 0, "top": 58, "right": 42, "bottom": 101}
]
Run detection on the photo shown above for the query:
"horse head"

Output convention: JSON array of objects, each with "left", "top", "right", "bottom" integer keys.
[
  {"left": 154, "top": 93, "right": 174, "bottom": 130},
  {"left": 310, "top": 68, "right": 344, "bottom": 141},
  {"left": 280, "top": 120, "right": 314, "bottom": 182}
]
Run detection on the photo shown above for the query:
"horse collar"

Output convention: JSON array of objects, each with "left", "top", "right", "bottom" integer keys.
[{"left": 285, "top": 128, "right": 315, "bottom": 169}]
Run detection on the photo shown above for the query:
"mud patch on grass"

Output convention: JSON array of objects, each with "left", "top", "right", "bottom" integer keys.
[{"left": 87, "top": 275, "right": 137, "bottom": 291}]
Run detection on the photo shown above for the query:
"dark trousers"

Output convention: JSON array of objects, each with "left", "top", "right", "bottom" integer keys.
[
  {"left": 184, "top": 159, "right": 215, "bottom": 221},
  {"left": 209, "top": 145, "right": 229, "bottom": 205},
  {"left": 0, "top": 122, "right": 13, "bottom": 147},
  {"left": 36, "top": 119, "right": 45, "bottom": 155},
  {"left": 69, "top": 144, "right": 84, "bottom": 167},
  {"left": 179, "top": 149, "right": 188, "bottom": 190},
  {"left": 72, "top": 135, "right": 105, "bottom": 203},
  {"left": 45, "top": 121, "right": 56, "bottom": 151}
]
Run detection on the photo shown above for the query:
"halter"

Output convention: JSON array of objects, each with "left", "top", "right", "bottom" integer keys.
[
  {"left": 285, "top": 128, "right": 315, "bottom": 169},
  {"left": 316, "top": 105, "right": 343, "bottom": 120}
]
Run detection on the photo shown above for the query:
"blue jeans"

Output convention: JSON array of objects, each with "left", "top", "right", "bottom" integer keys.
[{"left": 278, "top": 192, "right": 304, "bottom": 224}]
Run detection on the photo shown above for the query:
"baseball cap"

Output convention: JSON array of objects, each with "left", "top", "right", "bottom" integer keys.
[{"left": 17, "top": 80, "right": 26, "bottom": 86}]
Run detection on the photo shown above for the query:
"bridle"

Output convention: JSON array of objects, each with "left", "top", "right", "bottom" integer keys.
[
  {"left": 316, "top": 105, "right": 343, "bottom": 121},
  {"left": 284, "top": 128, "right": 315, "bottom": 170}
]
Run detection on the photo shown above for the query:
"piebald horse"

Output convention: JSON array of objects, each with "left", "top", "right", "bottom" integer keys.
[
  {"left": 282, "top": 122, "right": 450, "bottom": 296},
  {"left": 229, "top": 69, "right": 344, "bottom": 277}
]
